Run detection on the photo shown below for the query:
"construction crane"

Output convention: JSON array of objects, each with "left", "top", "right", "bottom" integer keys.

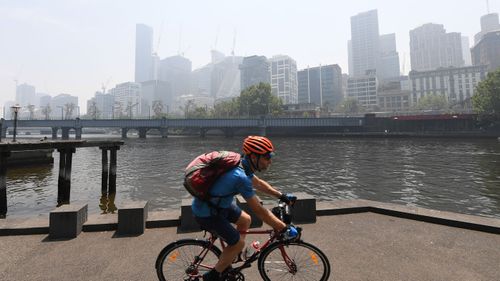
[{"left": 101, "top": 77, "right": 112, "bottom": 94}]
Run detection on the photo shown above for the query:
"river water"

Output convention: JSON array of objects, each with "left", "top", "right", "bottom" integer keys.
[{"left": 4, "top": 135, "right": 500, "bottom": 219}]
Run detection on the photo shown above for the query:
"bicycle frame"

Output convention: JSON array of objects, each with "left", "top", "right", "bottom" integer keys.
[{"left": 197, "top": 227, "right": 299, "bottom": 277}]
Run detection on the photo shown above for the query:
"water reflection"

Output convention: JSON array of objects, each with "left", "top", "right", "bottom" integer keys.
[
  {"left": 4, "top": 136, "right": 500, "bottom": 219},
  {"left": 99, "top": 192, "right": 117, "bottom": 214}
]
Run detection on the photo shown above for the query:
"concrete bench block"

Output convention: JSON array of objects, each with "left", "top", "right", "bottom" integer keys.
[
  {"left": 117, "top": 201, "right": 148, "bottom": 235},
  {"left": 49, "top": 203, "right": 88, "bottom": 239},
  {"left": 291, "top": 192, "right": 316, "bottom": 224},
  {"left": 179, "top": 199, "right": 200, "bottom": 233},
  {"left": 236, "top": 195, "right": 263, "bottom": 228}
]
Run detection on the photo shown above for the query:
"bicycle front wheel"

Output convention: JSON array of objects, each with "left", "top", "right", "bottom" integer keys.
[
  {"left": 258, "top": 241, "right": 331, "bottom": 281},
  {"left": 156, "top": 239, "right": 221, "bottom": 281}
]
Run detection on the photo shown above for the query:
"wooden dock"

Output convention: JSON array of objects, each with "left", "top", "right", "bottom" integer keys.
[{"left": 0, "top": 140, "right": 124, "bottom": 218}]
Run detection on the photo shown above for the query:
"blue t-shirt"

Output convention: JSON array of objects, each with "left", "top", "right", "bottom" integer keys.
[{"left": 192, "top": 158, "right": 255, "bottom": 217}]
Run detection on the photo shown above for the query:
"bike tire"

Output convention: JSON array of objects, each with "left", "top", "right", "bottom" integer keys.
[
  {"left": 155, "top": 239, "right": 222, "bottom": 281},
  {"left": 257, "top": 241, "right": 331, "bottom": 281}
]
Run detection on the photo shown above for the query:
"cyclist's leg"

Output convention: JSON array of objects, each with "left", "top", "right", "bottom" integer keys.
[{"left": 195, "top": 205, "right": 246, "bottom": 279}]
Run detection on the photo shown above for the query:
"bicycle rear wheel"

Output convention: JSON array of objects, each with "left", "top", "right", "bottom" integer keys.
[
  {"left": 156, "top": 239, "right": 221, "bottom": 281},
  {"left": 258, "top": 241, "right": 330, "bottom": 281}
]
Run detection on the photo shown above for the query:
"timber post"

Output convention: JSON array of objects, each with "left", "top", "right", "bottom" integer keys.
[
  {"left": 57, "top": 147, "right": 76, "bottom": 205},
  {"left": 0, "top": 151, "right": 11, "bottom": 217}
]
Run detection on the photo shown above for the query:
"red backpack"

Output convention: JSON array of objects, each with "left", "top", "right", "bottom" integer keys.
[{"left": 183, "top": 151, "right": 241, "bottom": 201}]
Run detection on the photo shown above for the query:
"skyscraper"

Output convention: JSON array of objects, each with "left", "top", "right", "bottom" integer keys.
[
  {"left": 239, "top": 55, "right": 270, "bottom": 91},
  {"left": 158, "top": 55, "right": 192, "bottom": 99},
  {"left": 410, "top": 23, "right": 464, "bottom": 71},
  {"left": 474, "top": 13, "right": 500, "bottom": 44},
  {"left": 297, "top": 65, "right": 343, "bottom": 109},
  {"left": 135, "top": 24, "right": 154, "bottom": 83},
  {"left": 15, "top": 83, "right": 36, "bottom": 107},
  {"left": 270, "top": 55, "right": 298, "bottom": 105},
  {"left": 350, "top": 10, "right": 380, "bottom": 77},
  {"left": 378, "top": 33, "right": 401, "bottom": 79},
  {"left": 472, "top": 30, "right": 500, "bottom": 72}
]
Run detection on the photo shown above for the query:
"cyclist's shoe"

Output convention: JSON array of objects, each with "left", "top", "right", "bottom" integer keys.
[{"left": 202, "top": 269, "right": 222, "bottom": 281}]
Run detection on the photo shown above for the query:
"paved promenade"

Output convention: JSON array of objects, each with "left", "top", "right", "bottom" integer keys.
[{"left": 1, "top": 201, "right": 500, "bottom": 281}]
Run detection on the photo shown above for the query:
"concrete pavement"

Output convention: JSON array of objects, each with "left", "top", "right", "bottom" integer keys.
[{"left": 1, "top": 201, "right": 500, "bottom": 281}]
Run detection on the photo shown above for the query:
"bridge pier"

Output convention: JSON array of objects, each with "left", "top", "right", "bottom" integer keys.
[
  {"left": 52, "top": 127, "right": 58, "bottom": 140},
  {"left": 160, "top": 127, "right": 168, "bottom": 138},
  {"left": 75, "top": 128, "right": 82, "bottom": 140},
  {"left": 61, "top": 128, "right": 70, "bottom": 140},
  {"left": 121, "top": 128, "right": 128, "bottom": 139},
  {"left": 0, "top": 126, "right": 6, "bottom": 142},
  {"left": 57, "top": 147, "right": 76, "bottom": 205},
  {"left": 200, "top": 128, "right": 207, "bottom": 138},
  {"left": 138, "top": 128, "right": 147, "bottom": 139}
]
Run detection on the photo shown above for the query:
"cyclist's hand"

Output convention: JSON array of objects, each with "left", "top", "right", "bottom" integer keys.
[
  {"left": 282, "top": 225, "right": 298, "bottom": 241},
  {"left": 279, "top": 193, "right": 297, "bottom": 205}
]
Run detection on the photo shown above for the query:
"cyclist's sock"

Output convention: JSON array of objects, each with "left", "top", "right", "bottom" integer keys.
[{"left": 202, "top": 269, "right": 221, "bottom": 281}]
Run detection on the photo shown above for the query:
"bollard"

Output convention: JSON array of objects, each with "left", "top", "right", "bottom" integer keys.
[
  {"left": 236, "top": 195, "right": 263, "bottom": 228},
  {"left": 179, "top": 199, "right": 200, "bottom": 233},
  {"left": 117, "top": 201, "right": 148, "bottom": 235},
  {"left": 291, "top": 192, "right": 316, "bottom": 224},
  {"left": 49, "top": 204, "right": 88, "bottom": 239}
]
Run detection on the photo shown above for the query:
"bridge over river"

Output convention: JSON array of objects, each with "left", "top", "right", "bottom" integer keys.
[{"left": 0, "top": 117, "right": 365, "bottom": 140}]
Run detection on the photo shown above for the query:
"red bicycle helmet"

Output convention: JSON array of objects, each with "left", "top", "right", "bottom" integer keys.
[{"left": 243, "top": 136, "right": 274, "bottom": 155}]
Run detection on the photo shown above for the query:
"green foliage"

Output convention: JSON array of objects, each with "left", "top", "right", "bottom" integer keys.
[
  {"left": 212, "top": 83, "right": 282, "bottom": 118},
  {"left": 414, "top": 94, "right": 448, "bottom": 110},
  {"left": 238, "top": 83, "right": 283, "bottom": 117},
  {"left": 472, "top": 69, "right": 500, "bottom": 116},
  {"left": 336, "top": 98, "right": 361, "bottom": 114}
]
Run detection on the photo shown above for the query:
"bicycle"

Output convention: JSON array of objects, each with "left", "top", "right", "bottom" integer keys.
[{"left": 155, "top": 199, "right": 331, "bottom": 281}]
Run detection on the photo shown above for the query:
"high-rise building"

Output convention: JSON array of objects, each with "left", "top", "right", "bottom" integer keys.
[
  {"left": 472, "top": 30, "right": 500, "bottom": 72},
  {"left": 16, "top": 83, "right": 36, "bottom": 107},
  {"left": 158, "top": 55, "right": 192, "bottom": 99},
  {"left": 239, "top": 55, "right": 270, "bottom": 91},
  {"left": 409, "top": 65, "right": 487, "bottom": 106},
  {"left": 135, "top": 24, "right": 154, "bottom": 83},
  {"left": 51, "top": 94, "right": 79, "bottom": 119},
  {"left": 346, "top": 72, "right": 378, "bottom": 109},
  {"left": 297, "top": 65, "right": 343, "bottom": 109},
  {"left": 140, "top": 80, "right": 172, "bottom": 117},
  {"left": 108, "top": 82, "right": 141, "bottom": 118},
  {"left": 379, "top": 33, "right": 401, "bottom": 80},
  {"left": 211, "top": 56, "right": 243, "bottom": 99},
  {"left": 269, "top": 55, "right": 298, "bottom": 104},
  {"left": 410, "top": 23, "right": 464, "bottom": 71},
  {"left": 350, "top": 10, "right": 380, "bottom": 77},
  {"left": 474, "top": 13, "right": 500, "bottom": 44},
  {"left": 87, "top": 92, "right": 114, "bottom": 119},
  {"left": 462, "top": 36, "right": 472, "bottom": 66}
]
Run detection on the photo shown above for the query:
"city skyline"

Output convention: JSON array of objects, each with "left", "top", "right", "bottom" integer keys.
[{"left": 1, "top": 0, "right": 499, "bottom": 114}]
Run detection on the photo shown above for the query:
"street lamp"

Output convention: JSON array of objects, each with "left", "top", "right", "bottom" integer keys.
[{"left": 10, "top": 104, "right": 21, "bottom": 142}]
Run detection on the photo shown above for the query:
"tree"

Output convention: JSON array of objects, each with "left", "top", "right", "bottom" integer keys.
[
  {"left": 213, "top": 99, "right": 239, "bottom": 118},
  {"left": 41, "top": 104, "right": 51, "bottom": 120},
  {"left": 472, "top": 69, "right": 500, "bottom": 117},
  {"left": 26, "top": 104, "right": 35, "bottom": 120},
  {"left": 414, "top": 94, "right": 448, "bottom": 111},
  {"left": 238, "top": 83, "right": 282, "bottom": 117},
  {"left": 337, "top": 98, "right": 361, "bottom": 114},
  {"left": 64, "top": 103, "right": 76, "bottom": 119},
  {"left": 152, "top": 100, "right": 164, "bottom": 118},
  {"left": 88, "top": 101, "right": 100, "bottom": 119}
]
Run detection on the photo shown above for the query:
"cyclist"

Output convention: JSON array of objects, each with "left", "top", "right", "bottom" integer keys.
[{"left": 192, "top": 136, "right": 297, "bottom": 281}]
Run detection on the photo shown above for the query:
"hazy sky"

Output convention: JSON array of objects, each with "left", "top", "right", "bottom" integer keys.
[{"left": 1, "top": 0, "right": 499, "bottom": 114}]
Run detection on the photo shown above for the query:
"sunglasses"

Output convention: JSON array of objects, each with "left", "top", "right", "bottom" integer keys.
[{"left": 262, "top": 152, "right": 274, "bottom": 160}]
